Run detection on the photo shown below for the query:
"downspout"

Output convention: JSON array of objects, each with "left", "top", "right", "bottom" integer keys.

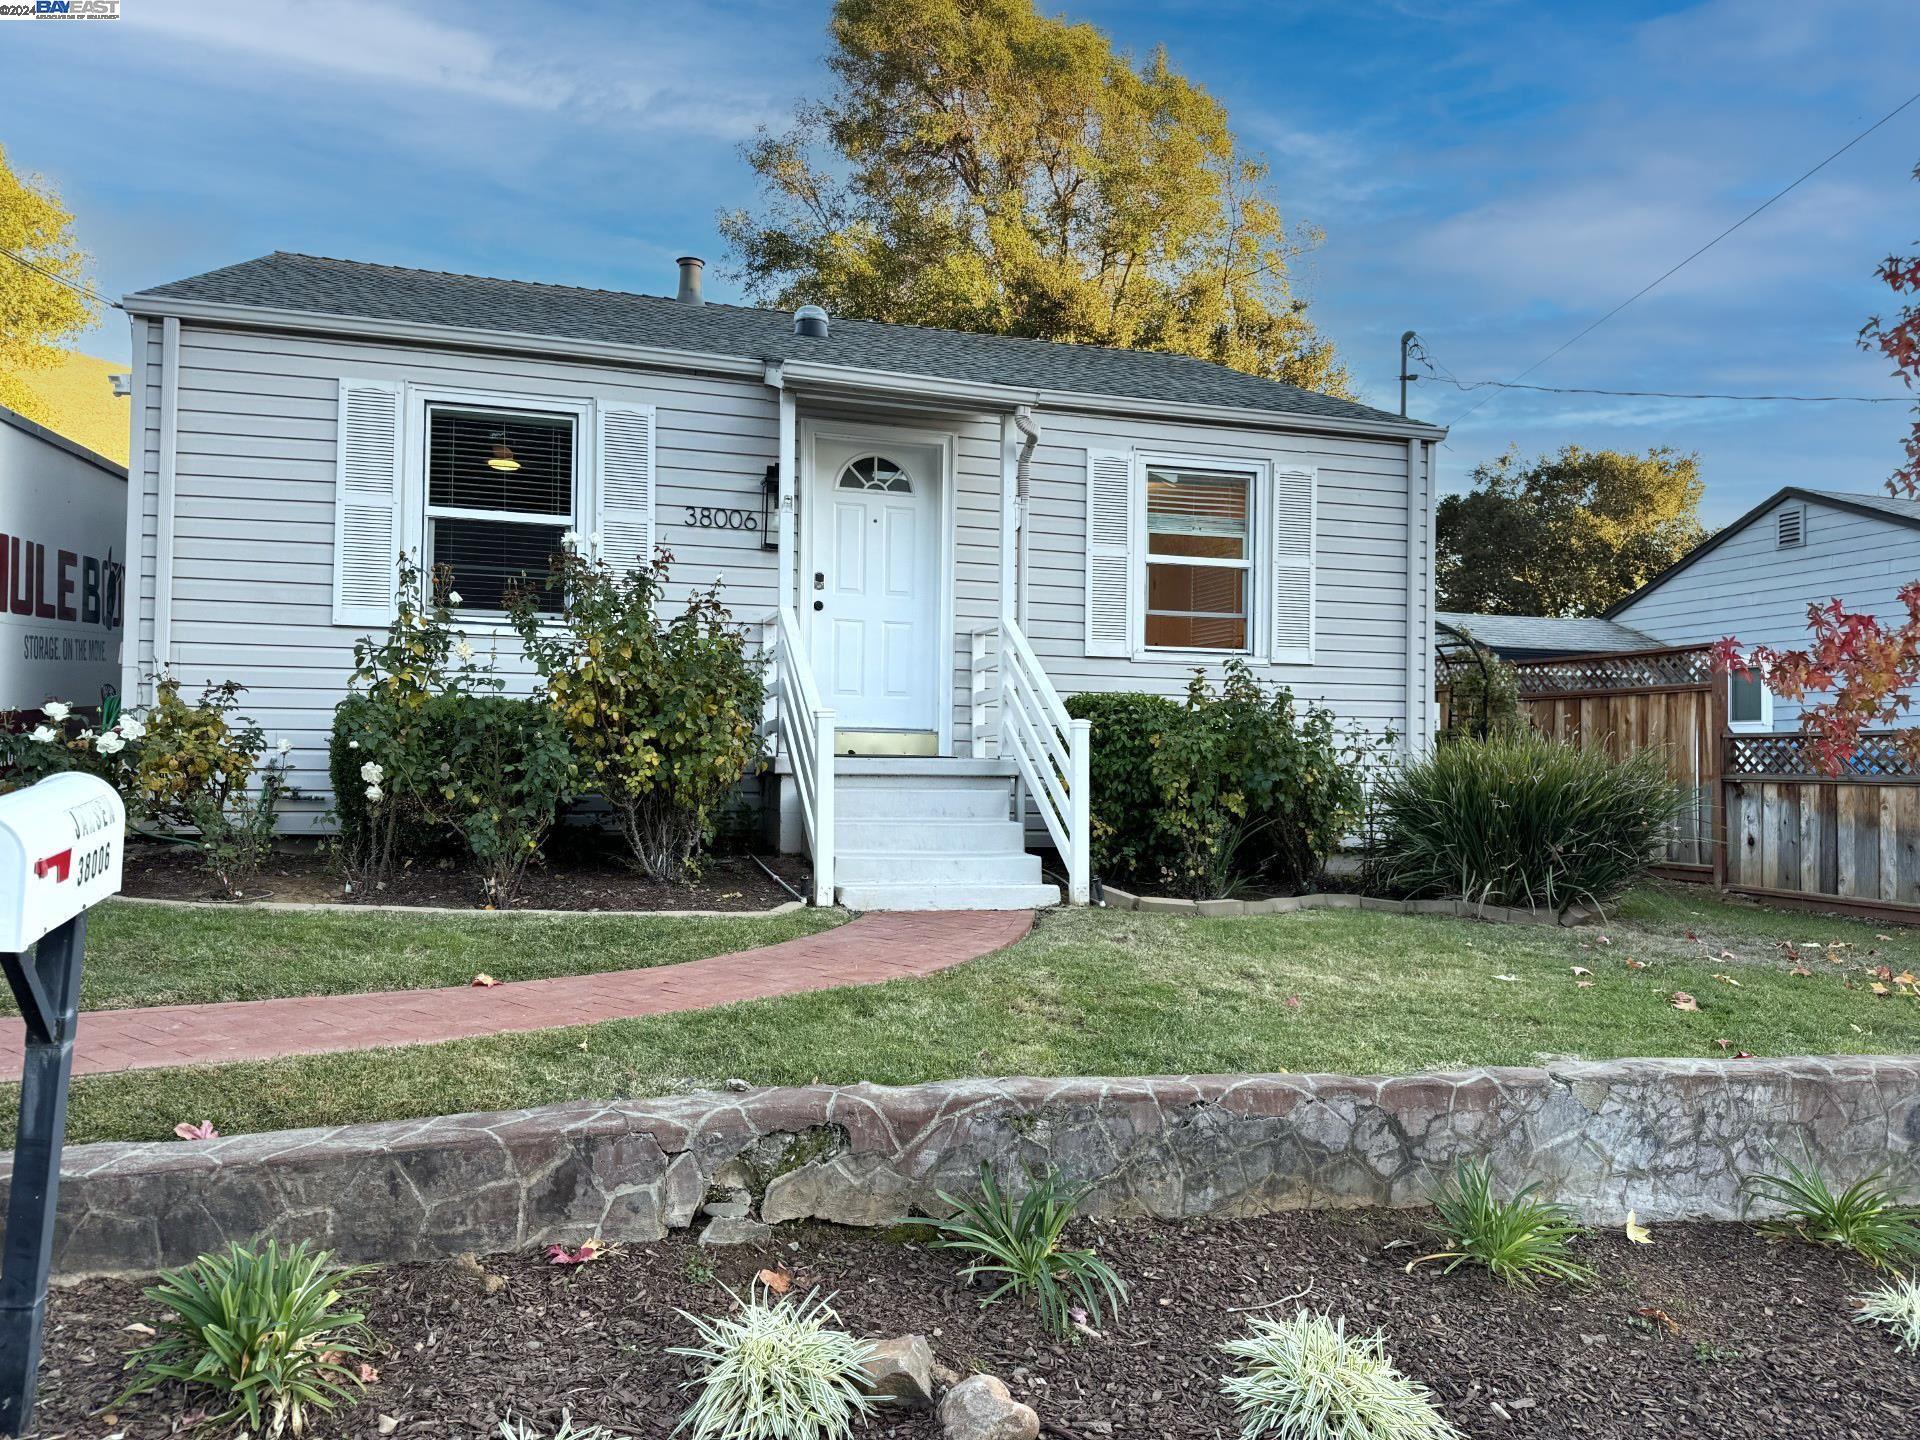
[
  {"left": 152, "top": 316, "right": 181, "bottom": 696},
  {"left": 117, "top": 317, "right": 149, "bottom": 706},
  {"left": 1404, "top": 436, "right": 1425, "bottom": 755},
  {"left": 1012, "top": 406, "right": 1040, "bottom": 627}
]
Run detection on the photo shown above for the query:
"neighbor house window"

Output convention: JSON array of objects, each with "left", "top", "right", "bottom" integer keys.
[
  {"left": 425, "top": 407, "right": 575, "bottom": 613},
  {"left": 1728, "top": 667, "right": 1773, "bottom": 732},
  {"left": 1143, "top": 465, "right": 1252, "bottom": 650}
]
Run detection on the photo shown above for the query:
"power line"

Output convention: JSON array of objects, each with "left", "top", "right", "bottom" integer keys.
[
  {"left": 0, "top": 247, "right": 120, "bottom": 311},
  {"left": 1420, "top": 372, "right": 1908, "bottom": 405},
  {"left": 1444, "top": 86, "right": 1920, "bottom": 428}
]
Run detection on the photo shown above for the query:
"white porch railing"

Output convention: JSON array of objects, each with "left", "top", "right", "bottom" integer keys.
[
  {"left": 761, "top": 608, "right": 835, "bottom": 906},
  {"left": 970, "top": 619, "right": 1091, "bottom": 904}
]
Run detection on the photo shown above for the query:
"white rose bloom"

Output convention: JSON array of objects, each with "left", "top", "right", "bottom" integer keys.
[
  {"left": 41, "top": 701, "right": 69, "bottom": 722},
  {"left": 116, "top": 715, "right": 146, "bottom": 740},
  {"left": 28, "top": 725, "right": 57, "bottom": 744},
  {"left": 447, "top": 591, "right": 463, "bottom": 606},
  {"left": 589, "top": 531, "right": 603, "bottom": 551},
  {"left": 455, "top": 640, "right": 475, "bottom": 663},
  {"left": 561, "top": 529, "right": 581, "bottom": 552},
  {"left": 96, "top": 733, "right": 126, "bottom": 756},
  {"left": 365, "top": 784, "right": 384, "bottom": 804},
  {"left": 277, "top": 737, "right": 294, "bottom": 755},
  {"left": 360, "top": 761, "right": 384, "bottom": 784}
]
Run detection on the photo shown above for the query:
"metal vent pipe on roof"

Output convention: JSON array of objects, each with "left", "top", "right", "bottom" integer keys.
[
  {"left": 675, "top": 256, "right": 705, "bottom": 305},
  {"left": 794, "top": 304, "right": 829, "bottom": 338}
]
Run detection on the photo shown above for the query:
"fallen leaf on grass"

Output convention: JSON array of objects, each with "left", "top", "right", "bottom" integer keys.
[
  {"left": 1624, "top": 1213, "right": 1652, "bottom": 1245},
  {"left": 470, "top": 973, "right": 499, "bottom": 988},
  {"left": 1570, "top": 966, "right": 1592, "bottom": 978},
  {"left": 1576, "top": 981, "right": 1594, "bottom": 989},
  {"left": 1492, "top": 974, "right": 1520, "bottom": 983},
  {"left": 1282, "top": 995, "right": 1303, "bottom": 1011},
  {"left": 1671, "top": 992, "right": 1699, "bottom": 1013},
  {"left": 1790, "top": 965, "right": 1812, "bottom": 978},
  {"left": 756, "top": 1267, "right": 792, "bottom": 1294},
  {"left": 1896, "top": 972, "right": 1916, "bottom": 987},
  {"left": 173, "top": 1121, "right": 219, "bottom": 1141},
  {"left": 1871, "top": 983, "right": 1891, "bottom": 998},
  {"left": 1624, "top": 958, "right": 1649, "bottom": 970},
  {"left": 1595, "top": 935, "right": 1612, "bottom": 946},
  {"left": 1636, "top": 1306, "right": 1680, "bottom": 1336},
  {"left": 1711, "top": 973, "right": 1742, "bottom": 987}
]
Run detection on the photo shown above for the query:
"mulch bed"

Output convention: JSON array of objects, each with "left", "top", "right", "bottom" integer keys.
[
  {"left": 121, "top": 840, "right": 811, "bottom": 913},
  {"left": 31, "top": 1211, "right": 1913, "bottom": 1438}
]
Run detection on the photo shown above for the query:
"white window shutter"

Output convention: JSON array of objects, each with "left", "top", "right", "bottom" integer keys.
[
  {"left": 1268, "top": 465, "right": 1315, "bottom": 664},
  {"left": 1084, "top": 447, "right": 1135, "bottom": 657},
  {"left": 595, "top": 402, "right": 656, "bottom": 574},
  {"left": 332, "top": 379, "right": 403, "bottom": 627}
]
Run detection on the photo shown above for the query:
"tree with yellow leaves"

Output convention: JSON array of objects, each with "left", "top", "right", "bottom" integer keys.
[
  {"left": 0, "top": 142, "right": 97, "bottom": 423},
  {"left": 720, "top": 0, "right": 1350, "bottom": 397}
]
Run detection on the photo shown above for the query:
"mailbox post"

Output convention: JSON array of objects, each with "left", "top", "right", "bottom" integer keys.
[{"left": 0, "top": 774, "right": 123, "bottom": 1435}]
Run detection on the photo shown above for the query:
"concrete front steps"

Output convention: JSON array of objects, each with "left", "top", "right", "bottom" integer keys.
[{"left": 831, "top": 758, "right": 1060, "bottom": 911}]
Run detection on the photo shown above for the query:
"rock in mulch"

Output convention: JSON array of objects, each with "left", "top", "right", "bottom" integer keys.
[
  {"left": 702, "top": 1190, "right": 754, "bottom": 1221},
  {"left": 861, "top": 1334, "right": 936, "bottom": 1408},
  {"left": 938, "top": 1374, "right": 1039, "bottom": 1440},
  {"left": 697, "top": 1215, "right": 772, "bottom": 1247}
]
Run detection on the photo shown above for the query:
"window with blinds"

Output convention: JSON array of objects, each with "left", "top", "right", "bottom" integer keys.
[
  {"left": 425, "top": 407, "right": 575, "bottom": 612},
  {"left": 1144, "top": 466, "right": 1252, "bottom": 650}
]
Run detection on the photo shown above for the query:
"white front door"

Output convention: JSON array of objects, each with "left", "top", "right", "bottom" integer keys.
[{"left": 807, "top": 433, "right": 943, "bottom": 735}]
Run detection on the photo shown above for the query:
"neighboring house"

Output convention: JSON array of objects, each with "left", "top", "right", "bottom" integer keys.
[
  {"left": 1605, "top": 487, "right": 1920, "bottom": 733},
  {"left": 1, "top": 402, "right": 127, "bottom": 715},
  {"left": 118, "top": 251, "right": 1444, "bottom": 909},
  {"left": 1435, "top": 611, "right": 1655, "bottom": 664}
]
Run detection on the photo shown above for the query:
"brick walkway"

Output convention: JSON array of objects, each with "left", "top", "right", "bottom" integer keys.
[{"left": 0, "top": 910, "right": 1034, "bottom": 1080}]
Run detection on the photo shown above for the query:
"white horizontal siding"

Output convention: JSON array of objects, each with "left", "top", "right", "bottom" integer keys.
[{"left": 1613, "top": 496, "right": 1920, "bottom": 727}]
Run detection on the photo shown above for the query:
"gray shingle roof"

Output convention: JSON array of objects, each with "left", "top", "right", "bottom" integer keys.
[
  {"left": 129, "top": 252, "right": 1426, "bottom": 430},
  {"left": 1803, "top": 488, "right": 1920, "bottom": 523},
  {"left": 1436, "top": 611, "right": 1656, "bottom": 660}
]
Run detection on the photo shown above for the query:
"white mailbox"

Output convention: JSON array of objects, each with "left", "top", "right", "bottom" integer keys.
[{"left": 0, "top": 774, "right": 124, "bottom": 954}]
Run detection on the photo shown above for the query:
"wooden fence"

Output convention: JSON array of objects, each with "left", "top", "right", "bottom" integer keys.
[
  {"left": 1510, "top": 647, "right": 1721, "bottom": 876},
  {"left": 1495, "top": 646, "right": 1920, "bottom": 921}
]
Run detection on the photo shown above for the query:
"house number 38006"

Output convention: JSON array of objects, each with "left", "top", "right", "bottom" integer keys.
[{"left": 683, "top": 506, "right": 759, "bottom": 532}]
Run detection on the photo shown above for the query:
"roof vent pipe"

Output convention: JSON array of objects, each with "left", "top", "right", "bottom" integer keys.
[
  {"left": 675, "top": 256, "right": 705, "bottom": 305},
  {"left": 794, "top": 304, "right": 829, "bottom": 338}
]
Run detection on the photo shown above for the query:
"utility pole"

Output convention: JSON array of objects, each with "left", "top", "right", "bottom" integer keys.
[{"left": 1399, "top": 330, "right": 1419, "bottom": 417}]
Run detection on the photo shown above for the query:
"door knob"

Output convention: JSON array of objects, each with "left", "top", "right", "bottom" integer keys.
[{"left": 813, "top": 600, "right": 824, "bottom": 612}]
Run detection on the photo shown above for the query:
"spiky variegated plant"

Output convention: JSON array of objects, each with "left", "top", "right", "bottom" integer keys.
[
  {"left": 1220, "top": 1310, "right": 1460, "bottom": 1440},
  {"left": 671, "top": 1284, "right": 875, "bottom": 1440},
  {"left": 1856, "top": 1273, "right": 1920, "bottom": 1352}
]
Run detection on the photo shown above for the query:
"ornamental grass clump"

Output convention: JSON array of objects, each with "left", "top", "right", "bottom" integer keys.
[
  {"left": 1367, "top": 730, "right": 1683, "bottom": 912},
  {"left": 1219, "top": 1310, "right": 1460, "bottom": 1440},
  {"left": 932, "top": 1163, "right": 1129, "bottom": 1337},
  {"left": 671, "top": 1284, "right": 875, "bottom": 1440},
  {"left": 1741, "top": 1156, "right": 1920, "bottom": 1269},
  {"left": 1411, "top": 1160, "right": 1594, "bottom": 1287},
  {"left": 1856, "top": 1273, "right": 1920, "bottom": 1351},
  {"left": 117, "top": 1239, "right": 372, "bottom": 1438}
]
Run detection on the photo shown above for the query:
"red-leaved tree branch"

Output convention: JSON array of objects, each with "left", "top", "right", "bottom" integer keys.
[{"left": 1715, "top": 160, "right": 1920, "bottom": 773}]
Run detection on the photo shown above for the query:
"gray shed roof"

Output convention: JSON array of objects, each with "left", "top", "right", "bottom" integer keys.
[
  {"left": 1436, "top": 611, "right": 1656, "bottom": 661},
  {"left": 127, "top": 252, "right": 1430, "bottom": 430}
]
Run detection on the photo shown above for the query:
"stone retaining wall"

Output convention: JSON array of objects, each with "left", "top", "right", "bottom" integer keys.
[{"left": 22, "top": 1056, "right": 1920, "bottom": 1277}]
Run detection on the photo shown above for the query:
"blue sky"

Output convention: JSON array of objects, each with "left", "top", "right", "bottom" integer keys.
[{"left": 3, "top": 0, "right": 1916, "bottom": 523}]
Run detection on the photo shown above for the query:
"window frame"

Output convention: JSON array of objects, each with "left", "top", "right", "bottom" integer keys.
[
  {"left": 1132, "top": 452, "right": 1268, "bottom": 659},
  {"left": 1726, "top": 665, "right": 1774, "bottom": 734},
  {"left": 402, "top": 387, "right": 595, "bottom": 623}
]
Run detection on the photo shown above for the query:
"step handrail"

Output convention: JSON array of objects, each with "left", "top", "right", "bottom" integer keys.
[
  {"left": 975, "top": 618, "right": 1090, "bottom": 904},
  {"left": 762, "top": 607, "right": 835, "bottom": 906}
]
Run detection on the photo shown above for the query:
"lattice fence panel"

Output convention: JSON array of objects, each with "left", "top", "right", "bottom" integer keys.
[
  {"left": 1727, "top": 731, "right": 1918, "bottom": 778},
  {"left": 1512, "top": 647, "right": 1714, "bottom": 696}
]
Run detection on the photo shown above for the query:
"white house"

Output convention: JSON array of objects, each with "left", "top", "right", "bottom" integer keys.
[
  {"left": 1605, "top": 487, "right": 1920, "bottom": 733},
  {"left": 117, "top": 252, "right": 1444, "bottom": 909}
]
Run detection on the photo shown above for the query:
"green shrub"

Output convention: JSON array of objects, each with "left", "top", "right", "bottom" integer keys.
[
  {"left": 1367, "top": 731, "right": 1682, "bottom": 911},
  {"left": 1437, "top": 642, "right": 1523, "bottom": 740},
  {"left": 1219, "top": 1310, "right": 1460, "bottom": 1440},
  {"left": 1068, "top": 665, "right": 1372, "bottom": 899},
  {"left": 118, "top": 1239, "right": 371, "bottom": 1437},
  {"left": 932, "top": 1163, "right": 1129, "bottom": 1337},
  {"left": 1741, "top": 1156, "right": 1920, "bottom": 1269},
  {"left": 1856, "top": 1273, "right": 1920, "bottom": 1351},
  {"left": 508, "top": 546, "right": 764, "bottom": 881},
  {"left": 1411, "top": 1160, "right": 1594, "bottom": 1287},
  {"left": 671, "top": 1284, "right": 876, "bottom": 1440},
  {"left": 1064, "top": 691, "right": 1182, "bottom": 886}
]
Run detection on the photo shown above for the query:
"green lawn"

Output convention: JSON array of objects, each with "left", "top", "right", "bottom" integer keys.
[
  {"left": 12, "top": 902, "right": 843, "bottom": 1012},
  {"left": 26, "top": 886, "right": 1920, "bottom": 1147}
]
